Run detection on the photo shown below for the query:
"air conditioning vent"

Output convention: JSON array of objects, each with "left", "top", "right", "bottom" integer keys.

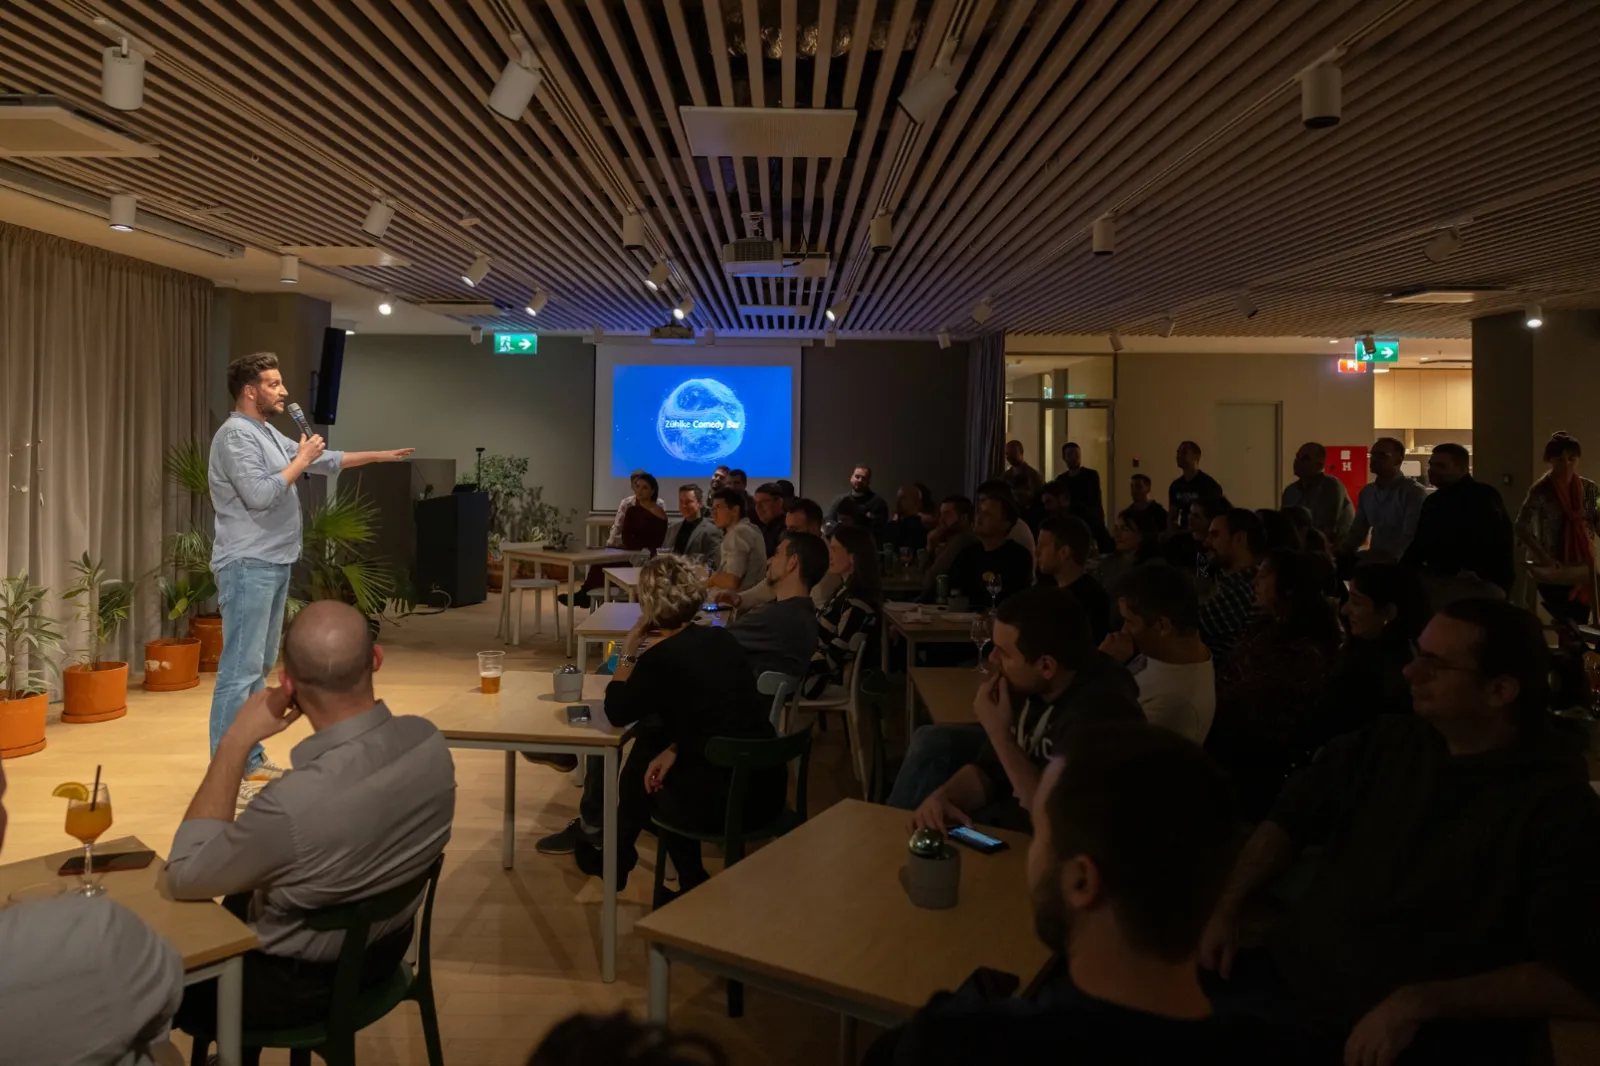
[
  {"left": 0, "top": 97, "right": 159, "bottom": 158},
  {"left": 727, "top": 238, "right": 782, "bottom": 263}
]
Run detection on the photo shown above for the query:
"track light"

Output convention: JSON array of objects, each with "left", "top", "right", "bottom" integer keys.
[
  {"left": 461, "top": 254, "right": 490, "bottom": 287},
  {"left": 108, "top": 193, "right": 136, "bottom": 231},
  {"left": 645, "top": 260, "right": 669, "bottom": 291},
  {"left": 937, "top": 331, "right": 951, "bottom": 350},
  {"left": 101, "top": 40, "right": 145, "bottom": 111},
  {"left": 870, "top": 212, "right": 895, "bottom": 252},
  {"left": 361, "top": 199, "right": 394, "bottom": 239},
  {"left": 1300, "top": 64, "right": 1341, "bottom": 129},
  {"left": 971, "top": 298, "right": 993, "bottom": 326},
  {"left": 1362, "top": 333, "right": 1376, "bottom": 356},
  {"left": 825, "top": 328, "right": 838, "bottom": 348},
  {"left": 1108, "top": 330, "right": 1124, "bottom": 353},
  {"left": 1232, "top": 293, "right": 1258, "bottom": 319},
  {"left": 1525, "top": 303, "right": 1544, "bottom": 329},
  {"left": 279, "top": 254, "right": 299, "bottom": 284},
  {"left": 525, "top": 289, "right": 548, "bottom": 316},
  {"left": 470, "top": 325, "right": 483, "bottom": 345},
  {"left": 377, "top": 295, "right": 393, "bottom": 316},
  {"left": 900, "top": 36, "right": 960, "bottom": 124},
  {"left": 1157, "top": 314, "right": 1176, "bottom": 338},
  {"left": 488, "top": 34, "right": 542, "bottom": 119},
  {"left": 1423, "top": 227, "right": 1461, "bottom": 263},
  {"left": 622, "top": 212, "right": 646, "bottom": 250},
  {"left": 673, "top": 296, "right": 695, "bottom": 320},
  {"left": 1091, "top": 215, "right": 1116, "bottom": 256},
  {"left": 825, "top": 296, "right": 852, "bottom": 323}
]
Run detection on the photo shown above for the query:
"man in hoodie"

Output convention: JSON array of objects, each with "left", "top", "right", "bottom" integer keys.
[{"left": 824, "top": 464, "right": 890, "bottom": 538}]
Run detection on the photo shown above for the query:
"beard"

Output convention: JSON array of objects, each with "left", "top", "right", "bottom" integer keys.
[{"left": 1030, "top": 865, "right": 1071, "bottom": 954}]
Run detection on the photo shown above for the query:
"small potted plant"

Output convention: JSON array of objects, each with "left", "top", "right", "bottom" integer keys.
[
  {"left": 146, "top": 559, "right": 207, "bottom": 692},
  {"left": 0, "top": 572, "right": 64, "bottom": 758},
  {"left": 62, "top": 553, "right": 133, "bottom": 723},
  {"left": 165, "top": 441, "right": 223, "bottom": 670}
]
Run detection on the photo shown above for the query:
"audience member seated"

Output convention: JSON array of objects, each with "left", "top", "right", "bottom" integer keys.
[
  {"left": 1201, "top": 599, "right": 1600, "bottom": 1065},
  {"left": 1169, "top": 440, "right": 1226, "bottom": 533},
  {"left": 662, "top": 483, "right": 722, "bottom": 566},
  {"left": 1345, "top": 437, "right": 1427, "bottom": 560},
  {"left": 726, "top": 497, "right": 840, "bottom": 610},
  {"left": 1402, "top": 442, "right": 1516, "bottom": 595},
  {"left": 706, "top": 488, "right": 768, "bottom": 592},
  {"left": 1281, "top": 442, "right": 1355, "bottom": 542},
  {"left": 576, "top": 470, "right": 667, "bottom": 602},
  {"left": 724, "top": 467, "right": 753, "bottom": 513},
  {"left": 825, "top": 463, "right": 890, "bottom": 538},
  {"left": 805, "top": 526, "right": 882, "bottom": 699},
  {"left": 604, "top": 467, "right": 657, "bottom": 546},
  {"left": 1515, "top": 430, "right": 1600, "bottom": 629},
  {"left": 1197, "top": 506, "right": 1262, "bottom": 664},
  {"left": 871, "top": 725, "right": 1299, "bottom": 1066},
  {"left": 709, "top": 464, "right": 730, "bottom": 495},
  {"left": 726, "top": 532, "right": 827, "bottom": 681},
  {"left": 1125, "top": 472, "right": 1167, "bottom": 538},
  {"left": 1095, "top": 506, "right": 1162, "bottom": 596},
  {"left": 528, "top": 1011, "right": 729, "bottom": 1066},
  {"left": 0, "top": 756, "right": 186, "bottom": 1066},
  {"left": 751, "top": 481, "right": 787, "bottom": 558},
  {"left": 568, "top": 555, "right": 784, "bottom": 893},
  {"left": 978, "top": 479, "right": 1037, "bottom": 556},
  {"left": 1256, "top": 507, "right": 1303, "bottom": 552},
  {"left": 1002, "top": 438, "right": 1045, "bottom": 509},
  {"left": 944, "top": 491, "right": 1036, "bottom": 611},
  {"left": 1205, "top": 549, "right": 1341, "bottom": 821},
  {"left": 1165, "top": 495, "right": 1231, "bottom": 575},
  {"left": 923, "top": 494, "right": 978, "bottom": 598},
  {"left": 1100, "top": 563, "right": 1216, "bottom": 744},
  {"left": 1033, "top": 481, "right": 1067, "bottom": 531},
  {"left": 1035, "top": 516, "right": 1110, "bottom": 644},
  {"left": 168, "top": 601, "right": 455, "bottom": 1036},
  {"left": 908, "top": 588, "right": 1140, "bottom": 831},
  {"left": 886, "top": 482, "right": 936, "bottom": 552}
]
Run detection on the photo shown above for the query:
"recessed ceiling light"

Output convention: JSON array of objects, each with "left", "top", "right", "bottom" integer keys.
[{"left": 377, "top": 295, "right": 393, "bottom": 315}]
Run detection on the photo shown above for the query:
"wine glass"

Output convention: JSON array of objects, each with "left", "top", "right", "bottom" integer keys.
[
  {"left": 969, "top": 614, "right": 992, "bottom": 672},
  {"left": 983, "top": 574, "right": 1003, "bottom": 607},
  {"left": 64, "top": 784, "right": 113, "bottom": 897}
]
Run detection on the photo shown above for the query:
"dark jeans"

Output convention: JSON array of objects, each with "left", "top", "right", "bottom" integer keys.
[{"left": 886, "top": 723, "right": 987, "bottom": 810}]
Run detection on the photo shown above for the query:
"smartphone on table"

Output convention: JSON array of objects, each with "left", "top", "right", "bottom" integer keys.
[
  {"left": 565, "top": 704, "right": 592, "bottom": 724},
  {"left": 59, "top": 850, "right": 156, "bottom": 877},
  {"left": 947, "top": 825, "right": 1008, "bottom": 854}
]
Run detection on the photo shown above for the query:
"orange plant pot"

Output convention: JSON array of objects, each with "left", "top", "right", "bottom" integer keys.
[
  {"left": 144, "top": 638, "right": 201, "bottom": 692},
  {"left": 189, "top": 614, "right": 223, "bottom": 673},
  {"left": 62, "top": 662, "right": 129, "bottom": 723},
  {"left": 0, "top": 691, "right": 48, "bottom": 759}
]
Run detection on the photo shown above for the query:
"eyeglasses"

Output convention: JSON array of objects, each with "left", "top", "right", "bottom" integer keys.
[{"left": 1408, "top": 641, "right": 1477, "bottom": 675}]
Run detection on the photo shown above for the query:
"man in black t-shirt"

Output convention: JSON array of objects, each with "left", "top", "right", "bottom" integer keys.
[
  {"left": 871, "top": 723, "right": 1301, "bottom": 1066},
  {"left": 944, "top": 494, "right": 1035, "bottom": 611},
  {"left": 1168, "top": 440, "right": 1225, "bottom": 533},
  {"left": 1036, "top": 515, "right": 1110, "bottom": 644}
]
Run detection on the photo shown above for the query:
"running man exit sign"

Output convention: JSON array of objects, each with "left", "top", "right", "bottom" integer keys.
[
  {"left": 1354, "top": 338, "right": 1399, "bottom": 362},
  {"left": 494, "top": 333, "right": 538, "bottom": 354}
]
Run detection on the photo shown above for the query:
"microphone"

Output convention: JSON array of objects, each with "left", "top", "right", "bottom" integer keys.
[{"left": 286, "top": 402, "right": 313, "bottom": 439}]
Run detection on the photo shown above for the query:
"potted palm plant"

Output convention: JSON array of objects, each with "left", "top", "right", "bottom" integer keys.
[
  {"left": 0, "top": 572, "right": 64, "bottom": 758},
  {"left": 292, "top": 485, "right": 411, "bottom": 638},
  {"left": 62, "top": 554, "right": 133, "bottom": 723},
  {"left": 164, "top": 440, "right": 223, "bottom": 671}
]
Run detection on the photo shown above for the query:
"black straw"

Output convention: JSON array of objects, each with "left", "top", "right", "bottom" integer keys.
[{"left": 89, "top": 764, "right": 102, "bottom": 811}]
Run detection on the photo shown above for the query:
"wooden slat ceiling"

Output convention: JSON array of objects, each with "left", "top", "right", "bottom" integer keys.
[{"left": 3, "top": 0, "right": 1597, "bottom": 339}]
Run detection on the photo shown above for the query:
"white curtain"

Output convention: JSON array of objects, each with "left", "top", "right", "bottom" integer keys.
[
  {"left": 0, "top": 223, "right": 210, "bottom": 677},
  {"left": 964, "top": 330, "right": 1006, "bottom": 493}
]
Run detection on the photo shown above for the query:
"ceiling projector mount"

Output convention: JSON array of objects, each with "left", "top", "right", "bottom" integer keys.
[{"left": 722, "top": 210, "right": 830, "bottom": 278}]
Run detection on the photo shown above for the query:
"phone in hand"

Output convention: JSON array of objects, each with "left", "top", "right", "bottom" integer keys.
[
  {"left": 59, "top": 850, "right": 156, "bottom": 877},
  {"left": 565, "top": 704, "right": 592, "bottom": 724},
  {"left": 948, "top": 825, "right": 1008, "bottom": 854}
]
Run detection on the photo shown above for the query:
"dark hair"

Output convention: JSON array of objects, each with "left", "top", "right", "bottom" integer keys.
[
  {"left": 1432, "top": 443, "right": 1470, "bottom": 465},
  {"left": 976, "top": 480, "right": 1020, "bottom": 525},
  {"left": 1219, "top": 507, "right": 1267, "bottom": 557},
  {"left": 1131, "top": 473, "right": 1152, "bottom": 487},
  {"left": 727, "top": 468, "right": 747, "bottom": 482},
  {"left": 994, "top": 586, "right": 1096, "bottom": 670},
  {"left": 1042, "top": 724, "right": 1236, "bottom": 962},
  {"left": 630, "top": 470, "right": 659, "bottom": 502},
  {"left": 1040, "top": 516, "right": 1095, "bottom": 566},
  {"left": 1194, "top": 494, "right": 1233, "bottom": 524},
  {"left": 1063, "top": 440, "right": 1081, "bottom": 451},
  {"left": 754, "top": 482, "right": 782, "bottom": 499},
  {"left": 1373, "top": 436, "right": 1405, "bottom": 456},
  {"left": 781, "top": 530, "right": 830, "bottom": 590},
  {"left": 527, "top": 1011, "right": 727, "bottom": 1066},
  {"left": 1260, "top": 548, "right": 1341, "bottom": 647},
  {"left": 1350, "top": 562, "right": 1431, "bottom": 641},
  {"left": 853, "top": 463, "right": 873, "bottom": 478},
  {"left": 1437, "top": 598, "right": 1551, "bottom": 718},
  {"left": 1256, "top": 508, "right": 1303, "bottom": 551},
  {"left": 829, "top": 526, "right": 882, "bottom": 607},
  {"left": 774, "top": 479, "right": 795, "bottom": 498},
  {"left": 1115, "top": 507, "right": 1162, "bottom": 563},
  {"left": 1178, "top": 440, "right": 1202, "bottom": 457},
  {"left": 1281, "top": 505, "right": 1313, "bottom": 536},
  {"left": 710, "top": 488, "right": 746, "bottom": 517},
  {"left": 833, "top": 495, "right": 862, "bottom": 526},
  {"left": 1113, "top": 562, "right": 1199, "bottom": 633},
  {"left": 1544, "top": 431, "right": 1582, "bottom": 462},
  {"left": 677, "top": 483, "right": 702, "bottom": 503},
  {"left": 913, "top": 482, "right": 935, "bottom": 514},
  {"left": 784, "top": 496, "right": 824, "bottom": 529},
  {"left": 227, "top": 351, "right": 279, "bottom": 399},
  {"left": 1297, "top": 441, "right": 1328, "bottom": 464},
  {"left": 713, "top": 465, "right": 730, "bottom": 475},
  {"left": 941, "top": 494, "right": 975, "bottom": 522}
]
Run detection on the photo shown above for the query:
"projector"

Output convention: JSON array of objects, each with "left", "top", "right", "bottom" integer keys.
[
  {"left": 649, "top": 323, "right": 695, "bottom": 341},
  {"left": 720, "top": 241, "right": 831, "bottom": 278}
]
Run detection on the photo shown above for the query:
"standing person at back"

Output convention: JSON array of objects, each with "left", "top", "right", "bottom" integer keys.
[
  {"left": 1515, "top": 431, "right": 1600, "bottom": 627},
  {"left": 208, "top": 352, "right": 413, "bottom": 809},
  {"left": 1281, "top": 442, "right": 1355, "bottom": 542},
  {"left": 1402, "top": 443, "right": 1515, "bottom": 594},
  {"left": 1168, "top": 441, "right": 1224, "bottom": 535},
  {"left": 1345, "top": 437, "right": 1427, "bottom": 559},
  {"left": 1125, "top": 473, "right": 1167, "bottom": 538},
  {"left": 1054, "top": 442, "right": 1106, "bottom": 529},
  {"left": 825, "top": 464, "right": 890, "bottom": 538},
  {"left": 1002, "top": 439, "right": 1045, "bottom": 510}
]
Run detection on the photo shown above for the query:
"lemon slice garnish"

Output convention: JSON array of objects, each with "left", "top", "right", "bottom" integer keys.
[{"left": 52, "top": 782, "right": 90, "bottom": 801}]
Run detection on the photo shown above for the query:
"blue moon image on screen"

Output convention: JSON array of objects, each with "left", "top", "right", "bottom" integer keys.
[{"left": 655, "top": 377, "right": 746, "bottom": 463}]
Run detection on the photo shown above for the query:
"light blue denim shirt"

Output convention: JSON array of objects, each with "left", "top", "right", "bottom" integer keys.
[{"left": 209, "top": 412, "right": 343, "bottom": 570}]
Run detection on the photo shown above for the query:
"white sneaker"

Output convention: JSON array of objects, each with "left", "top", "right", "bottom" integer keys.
[
  {"left": 248, "top": 758, "right": 288, "bottom": 782},
  {"left": 236, "top": 780, "right": 264, "bottom": 813}
]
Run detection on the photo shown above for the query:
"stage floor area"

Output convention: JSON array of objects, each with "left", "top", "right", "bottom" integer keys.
[{"left": 3, "top": 597, "right": 865, "bottom": 1065}]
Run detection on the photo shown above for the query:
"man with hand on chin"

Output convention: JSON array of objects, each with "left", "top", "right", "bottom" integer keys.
[{"left": 909, "top": 586, "right": 1140, "bottom": 834}]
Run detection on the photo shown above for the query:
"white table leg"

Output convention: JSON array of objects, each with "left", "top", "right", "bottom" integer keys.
[
  {"left": 215, "top": 956, "right": 243, "bottom": 1066},
  {"left": 839, "top": 1015, "right": 858, "bottom": 1066},
  {"left": 500, "top": 552, "right": 516, "bottom": 644},
  {"left": 601, "top": 744, "right": 619, "bottom": 984},
  {"left": 578, "top": 633, "right": 588, "bottom": 673},
  {"left": 566, "top": 568, "right": 579, "bottom": 658},
  {"left": 647, "top": 944, "right": 670, "bottom": 1022},
  {"left": 502, "top": 751, "right": 516, "bottom": 870}
]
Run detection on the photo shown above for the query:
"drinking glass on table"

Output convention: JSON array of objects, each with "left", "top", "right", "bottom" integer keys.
[
  {"left": 969, "top": 615, "right": 992, "bottom": 672},
  {"left": 983, "top": 574, "right": 1003, "bottom": 607},
  {"left": 477, "top": 650, "right": 506, "bottom": 694},
  {"left": 64, "top": 784, "right": 113, "bottom": 897}
]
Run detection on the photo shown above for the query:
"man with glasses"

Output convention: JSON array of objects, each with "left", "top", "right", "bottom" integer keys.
[
  {"left": 1344, "top": 437, "right": 1427, "bottom": 559},
  {"left": 1200, "top": 599, "right": 1600, "bottom": 1064}
]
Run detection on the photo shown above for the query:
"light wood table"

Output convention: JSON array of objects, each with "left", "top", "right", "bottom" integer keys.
[
  {"left": 910, "top": 667, "right": 983, "bottom": 725},
  {"left": 882, "top": 603, "right": 985, "bottom": 737},
  {"left": 636, "top": 800, "right": 1050, "bottom": 1059},
  {"left": 0, "top": 835, "right": 257, "bottom": 1066},
  {"left": 495, "top": 544, "right": 633, "bottom": 655},
  {"left": 573, "top": 601, "right": 728, "bottom": 672},
  {"left": 425, "top": 671, "right": 625, "bottom": 982},
  {"left": 601, "top": 566, "right": 643, "bottom": 602},
  {"left": 584, "top": 513, "right": 614, "bottom": 547}
]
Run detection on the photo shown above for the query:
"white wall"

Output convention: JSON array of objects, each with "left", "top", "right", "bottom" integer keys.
[{"left": 1114, "top": 351, "right": 1374, "bottom": 511}]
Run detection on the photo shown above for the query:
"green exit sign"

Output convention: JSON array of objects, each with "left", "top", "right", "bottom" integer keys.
[
  {"left": 494, "top": 332, "right": 538, "bottom": 354},
  {"left": 1354, "top": 338, "right": 1399, "bottom": 362}
]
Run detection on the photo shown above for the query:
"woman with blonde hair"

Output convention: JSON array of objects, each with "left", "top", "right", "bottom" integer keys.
[
  {"left": 569, "top": 554, "right": 784, "bottom": 894},
  {"left": 1517, "top": 431, "right": 1600, "bottom": 626}
]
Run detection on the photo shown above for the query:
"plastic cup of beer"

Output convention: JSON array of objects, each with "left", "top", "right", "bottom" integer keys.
[{"left": 477, "top": 651, "right": 506, "bottom": 694}]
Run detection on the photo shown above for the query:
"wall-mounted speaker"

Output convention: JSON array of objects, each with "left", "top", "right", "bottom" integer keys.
[{"left": 312, "top": 327, "right": 346, "bottom": 424}]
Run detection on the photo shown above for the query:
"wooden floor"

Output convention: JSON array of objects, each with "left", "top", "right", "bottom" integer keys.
[{"left": 3, "top": 597, "right": 871, "bottom": 1065}]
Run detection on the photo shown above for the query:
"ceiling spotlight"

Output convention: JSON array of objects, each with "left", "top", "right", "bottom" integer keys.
[
  {"left": 1091, "top": 215, "right": 1116, "bottom": 256},
  {"left": 1157, "top": 314, "right": 1176, "bottom": 338},
  {"left": 488, "top": 34, "right": 543, "bottom": 119},
  {"left": 825, "top": 296, "right": 852, "bottom": 323},
  {"left": 899, "top": 36, "right": 960, "bottom": 124},
  {"left": 645, "top": 260, "right": 669, "bottom": 291},
  {"left": 470, "top": 325, "right": 483, "bottom": 345},
  {"left": 461, "top": 253, "right": 490, "bottom": 287},
  {"left": 1423, "top": 227, "right": 1461, "bottom": 263},
  {"left": 1525, "top": 303, "right": 1544, "bottom": 329},
  {"left": 101, "top": 40, "right": 145, "bottom": 111},
  {"left": 525, "top": 289, "right": 548, "bottom": 316},
  {"left": 1373, "top": 366, "right": 1390, "bottom": 374},
  {"left": 345, "top": 329, "right": 356, "bottom": 336},
  {"left": 825, "top": 328, "right": 838, "bottom": 348},
  {"left": 1328, "top": 337, "right": 1340, "bottom": 344},
  {"left": 1362, "top": 332, "right": 1377, "bottom": 356},
  {"left": 361, "top": 199, "right": 394, "bottom": 239},
  {"left": 1108, "top": 330, "right": 1124, "bottom": 353},
  {"left": 1300, "top": 64, "right": 1341, "bottom": 129},
  {"left": 673, "top": 296, "right": 695, "bottom": 321},
  {"left": 1232, "top": 292, "right": 1258, "bottom": 319},
  {"left": 377, "top": 295, "right": 394, "bottom": 316},
  {"left": 870, "top": 211, "right": 895, "bottom": 252},
  {"left": 622, "top": 212, "right": 646, "bottom": 250},
  {"left": 937, "top": 330, "right": 951, "bottom": 350},
  {"left": 278, "top": 254, "right": 299, "bottom": 284},
  {"left": 108, "top": 193, "right": 136, "bottom": 231},
  {"left": 971, "top": 298, "right": 994, "bottom": 326}
]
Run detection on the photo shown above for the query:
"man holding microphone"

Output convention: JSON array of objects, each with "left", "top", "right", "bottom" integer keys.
[{"left": 209, "top": 352, "right": 413, "bottom": 809}]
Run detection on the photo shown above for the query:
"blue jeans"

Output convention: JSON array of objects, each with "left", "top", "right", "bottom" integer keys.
[
  {"left": 886, "top": 723, "right": 988, "bottom": 810},
  {"left": 210, "top": 560, "right": 291, "bottom": 771}
]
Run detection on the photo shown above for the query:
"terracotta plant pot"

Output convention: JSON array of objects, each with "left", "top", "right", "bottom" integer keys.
[
  {"left": 0, "top": 691, "right": 48, "bottom": 759},
  {"left": 144, "top": 637, "right": 201, "bottom": 692},
  {"left": 62, "top": 662, "right": 130, "bottom": 723},
  {"left": 189, "top": 614, "right": 223, "bottom": 673}
]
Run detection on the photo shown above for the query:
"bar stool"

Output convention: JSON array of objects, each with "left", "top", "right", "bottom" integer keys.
[{"left": 509, "top": 578, "right": 562, "bottom": 642}]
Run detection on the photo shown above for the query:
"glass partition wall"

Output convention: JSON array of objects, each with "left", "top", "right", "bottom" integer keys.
[{"left": 1004, "top": 355, "right": 1115, "bottom": 516}]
